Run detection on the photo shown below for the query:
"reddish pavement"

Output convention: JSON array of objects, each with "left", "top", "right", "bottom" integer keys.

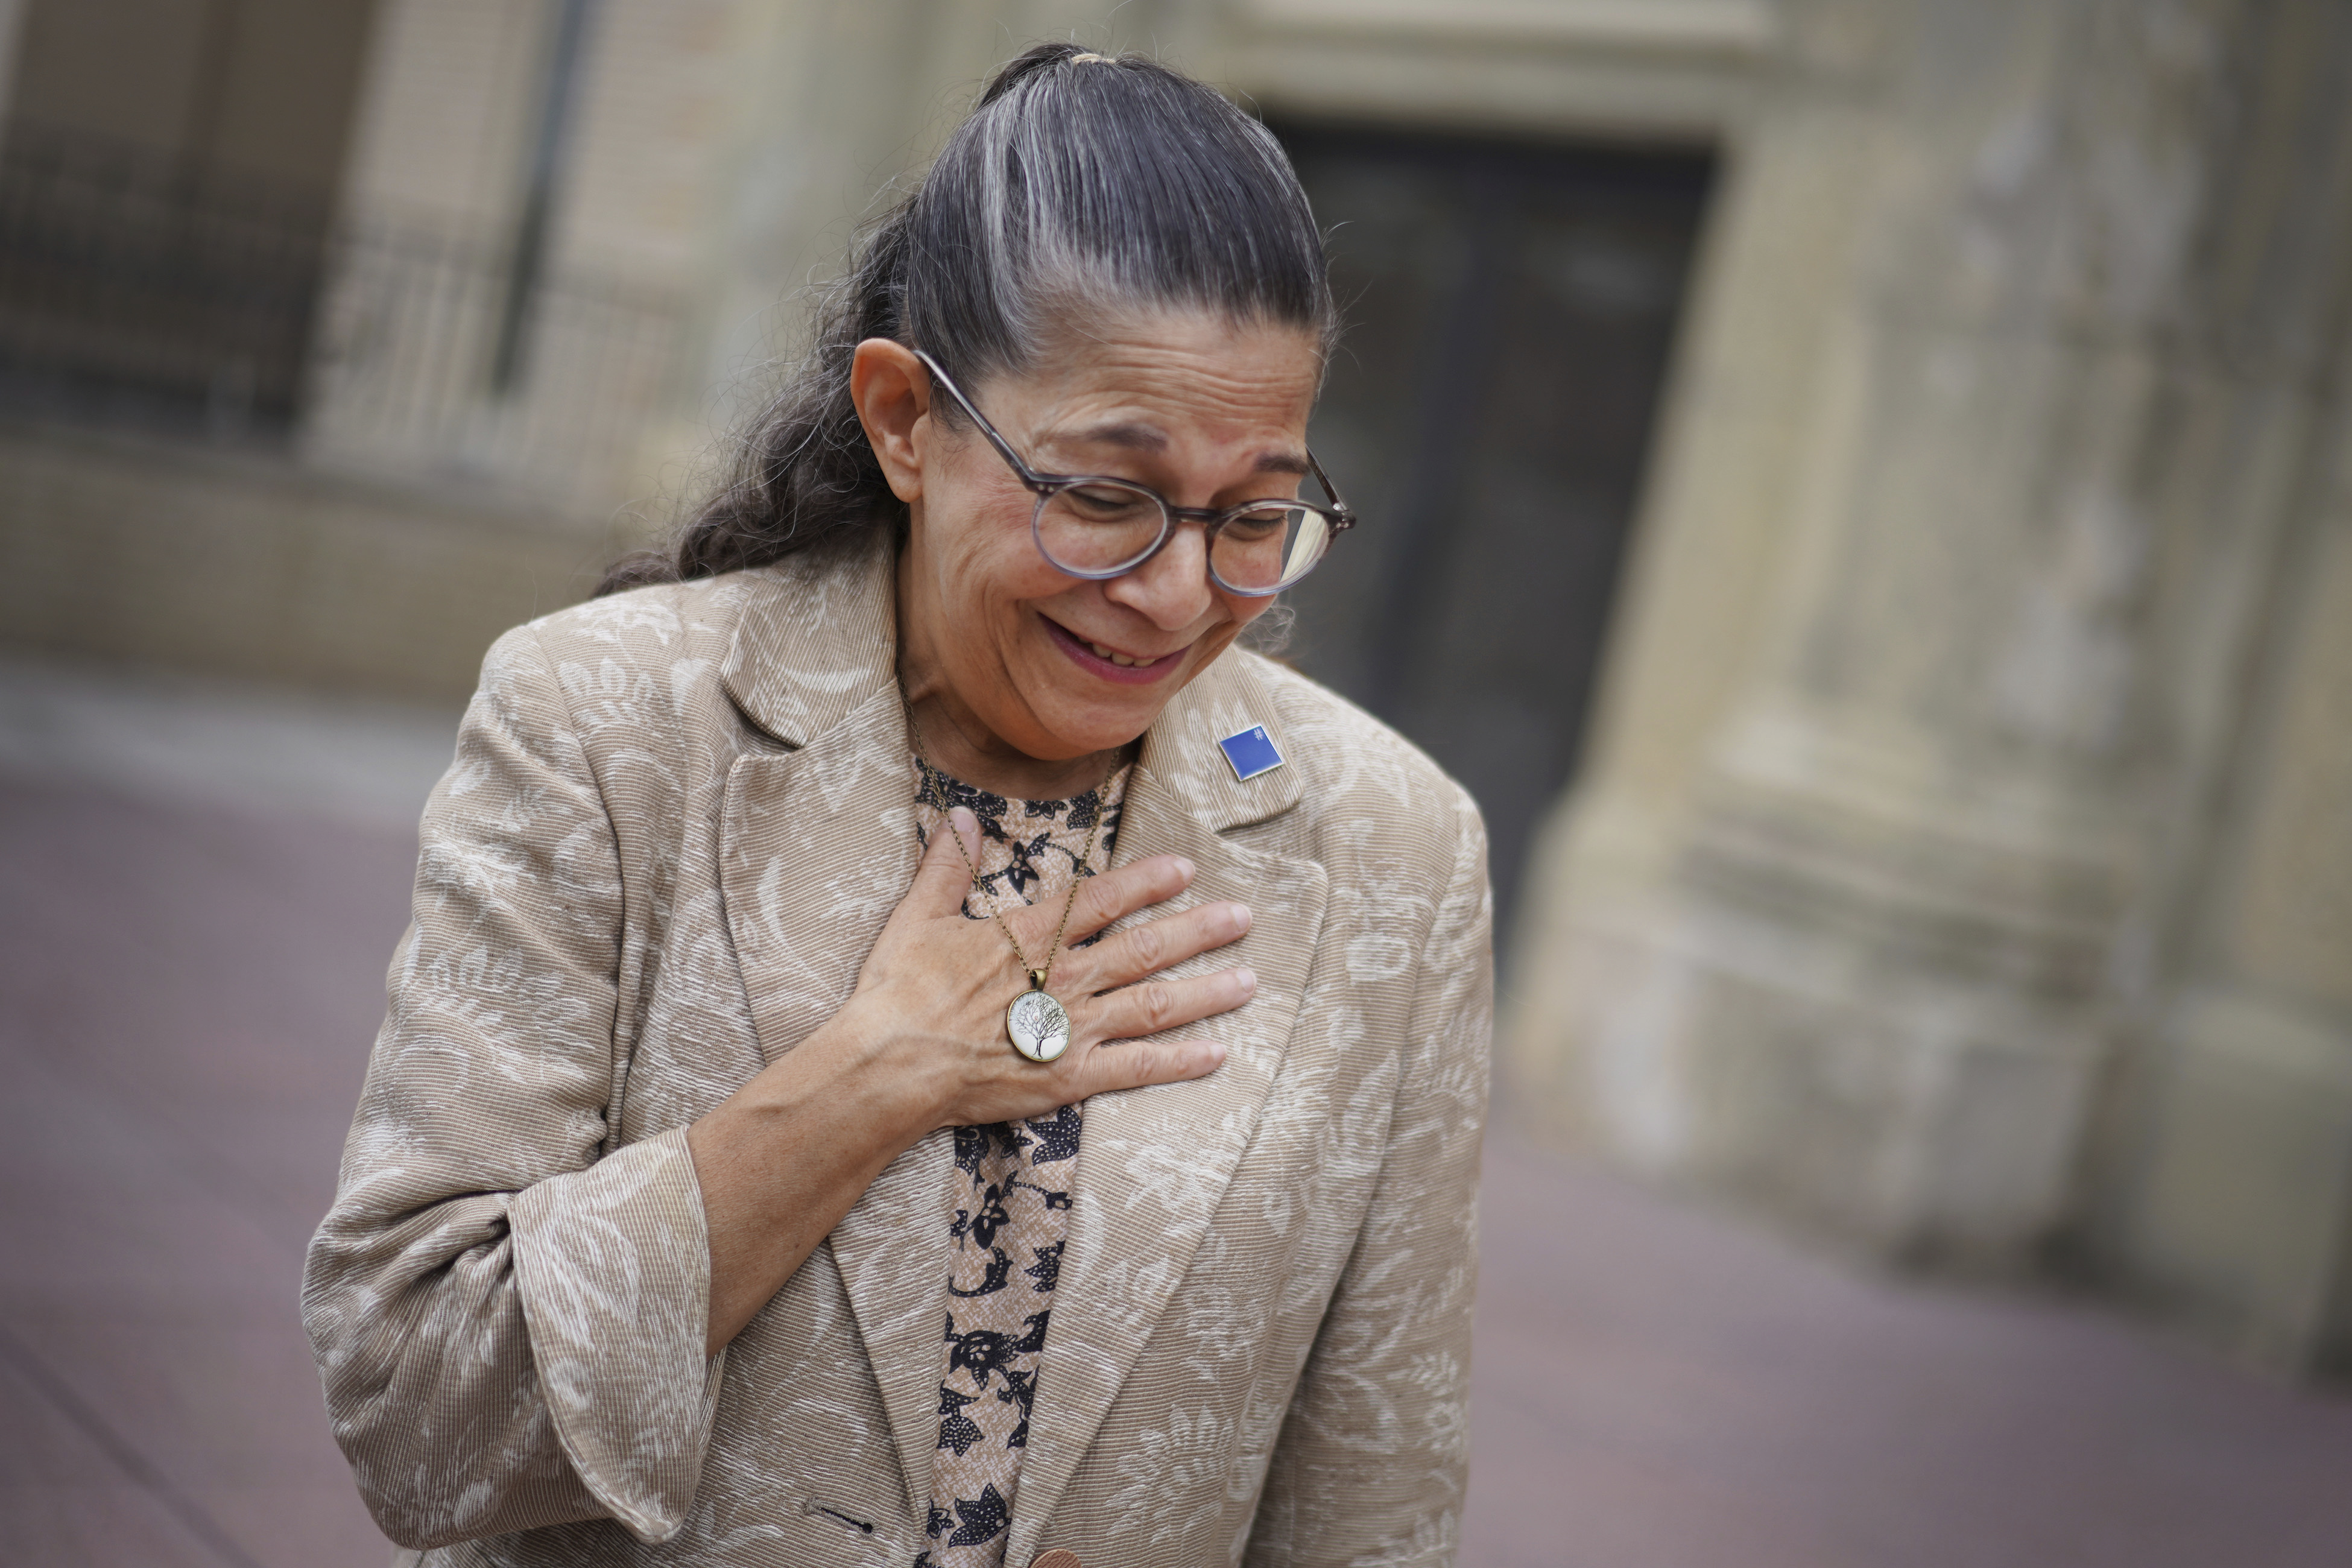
[{"left": 4, "top": 753, "right": 2352, "bottom": 1567}]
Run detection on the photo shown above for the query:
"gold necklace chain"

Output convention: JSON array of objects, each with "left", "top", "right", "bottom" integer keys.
[{"left": 905, "top": 704, "right": 1112, "bottom": 996}]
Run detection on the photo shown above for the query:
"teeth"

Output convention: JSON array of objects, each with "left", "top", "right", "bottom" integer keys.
[{"left": 1087, "top": 640, "right": 1149, "bottom": 668}]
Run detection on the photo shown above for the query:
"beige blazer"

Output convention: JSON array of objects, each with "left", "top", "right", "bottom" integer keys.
[{"left": 302, "top": 540, "right": 1491, "bottom": 1568}]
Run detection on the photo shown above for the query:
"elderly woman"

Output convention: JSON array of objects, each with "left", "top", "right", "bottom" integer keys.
[{"left": 304, "top": 43, "right": 1490, "bottom": 1568}]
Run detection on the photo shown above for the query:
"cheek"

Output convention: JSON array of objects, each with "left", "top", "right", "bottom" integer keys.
[
  {"left": 1223, "top": 590, "right": 1274, "bottom": 630},
  {"left": 1196, "top": 583, "right": 1271, "bottom": 648},
  {"left": 926, "top": 481, "right": 1055, "bottom": 625},
  {"left": 973, "top": 531, "right": 1074, "bottom": 632}
]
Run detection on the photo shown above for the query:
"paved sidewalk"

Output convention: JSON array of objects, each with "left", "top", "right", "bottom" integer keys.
[{"left": 2, "top": 663, "right": 2350, "bottom": 1567}]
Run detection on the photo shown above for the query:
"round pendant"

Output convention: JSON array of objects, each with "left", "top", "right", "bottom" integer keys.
[{"left": 1007, "top": 988, "right": 1072, "bottom": 1063}]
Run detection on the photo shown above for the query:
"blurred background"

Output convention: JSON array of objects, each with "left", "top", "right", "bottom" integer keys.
[{"left": 5, "top": 1, "right": 2352, "bottom": 1564}]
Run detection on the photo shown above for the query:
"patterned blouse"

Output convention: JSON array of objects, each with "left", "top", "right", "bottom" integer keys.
[{"left": 909, "top": 755, "right": 1131, "bottom": 1568}]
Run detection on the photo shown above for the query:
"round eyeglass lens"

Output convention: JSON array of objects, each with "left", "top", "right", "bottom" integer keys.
[
  {"left": 1034, "top": 481, "right": 1168, "bottom": 576},
  {"left": 1209, "top": 504, "right": 1333, "bottom": 594}
]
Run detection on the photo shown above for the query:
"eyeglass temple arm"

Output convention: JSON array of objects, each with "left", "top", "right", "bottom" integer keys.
[
  {"left": 909, "top": 348, "right": 1060, "bottom": 496},
  {"left": 1308, "top": 451, "right": 1358, "bottom": 530}
]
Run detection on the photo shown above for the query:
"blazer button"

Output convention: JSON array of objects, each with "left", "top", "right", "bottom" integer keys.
[{"left": 1030, "top": 1553, "right": 1081, "bottom": 1568}]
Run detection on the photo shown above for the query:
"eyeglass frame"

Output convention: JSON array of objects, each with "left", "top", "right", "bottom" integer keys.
[{"left": 909, "top": 347, "right": 1358, "bottom": 598}]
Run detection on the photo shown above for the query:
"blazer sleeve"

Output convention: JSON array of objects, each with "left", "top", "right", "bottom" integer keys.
[
  {"left": 1248, "top": 785, "right": 1493, "bottom": 1568},
  {"left": 300, "top": 625, "right": 722, "bottom": 1551}
]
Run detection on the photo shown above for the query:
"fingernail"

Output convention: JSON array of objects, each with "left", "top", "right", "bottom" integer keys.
[
  {"left": 1174, "top": 856, "right": 1195, "bottom": 879},
  {"left": 1228, "top": 903, "right": 1253, "bottom": 933},
  {"left": 1235, "top": 966, "right": 1257, "bottom": 992},
  {"left": 1207, "top": 1043, "right": 1228, "bottom": 1064}
]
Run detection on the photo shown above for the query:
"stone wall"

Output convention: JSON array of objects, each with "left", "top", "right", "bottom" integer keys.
[
  {"left": 0, "top": 421, "right": 612, "bottom": 701},
  {"left": 1506, "top": 0, "right": 2352, "bottom": 1374}
]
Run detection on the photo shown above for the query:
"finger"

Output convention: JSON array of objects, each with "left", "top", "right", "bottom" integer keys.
[
  {"left": 1081, "top": 966, "right": 1256, "bottom": 1044},
  {"left": 1075, "top": 1035, "right": 1227, "bottom": 1097},
  {"left": 1066, "top": 900, "right": 1251, "bottom": 992},
  {"left": 900, "top": 806, "right": 981, "bottom": 922},
  {"left": 1054, "top": 854, "right": 1195, "bottom": 945}
]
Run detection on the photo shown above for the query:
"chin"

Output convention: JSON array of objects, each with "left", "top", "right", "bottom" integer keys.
[
  {"left": 1020, "top": 666, "right": 1175, "bottom": 752},
  {"left": 1040, "top": 692, "right": 1166, "bottom": 755}
]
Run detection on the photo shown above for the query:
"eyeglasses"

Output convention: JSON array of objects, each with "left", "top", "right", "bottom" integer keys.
[{"left": 912, "top": 347, "right": 1358, "bottom": 597}]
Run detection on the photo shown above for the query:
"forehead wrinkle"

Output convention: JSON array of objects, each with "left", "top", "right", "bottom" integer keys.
[
  {"left": 1037, "top": 424, "right": 1313, "bottom": 487},
  {"left": 1008, "top": 321, "right": 1322, "bottom": 480},
  {"left": 1063, "top": 420, "right": 1168, "bottom": 453}
]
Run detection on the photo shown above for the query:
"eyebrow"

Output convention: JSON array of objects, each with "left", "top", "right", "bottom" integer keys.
[{"left": 1058, "top": 421, "right": 1312, "bottom": 478}]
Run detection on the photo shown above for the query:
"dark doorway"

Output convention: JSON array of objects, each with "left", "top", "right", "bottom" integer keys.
[{"left": 1272, "top": 124, "right": 1713, "bottom": 957}]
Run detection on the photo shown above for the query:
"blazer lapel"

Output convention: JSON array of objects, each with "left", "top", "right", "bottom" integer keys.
[
  {"left": 1006, "top": 655, "right": 1327, "bottom": 1561},
  {"left": 716, "top": 545, "right": 957, "bottom": 1519}
]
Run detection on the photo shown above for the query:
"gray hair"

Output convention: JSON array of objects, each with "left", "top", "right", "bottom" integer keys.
[{"left": 601, "top": 42, "right": 1337, "bottom": 593}]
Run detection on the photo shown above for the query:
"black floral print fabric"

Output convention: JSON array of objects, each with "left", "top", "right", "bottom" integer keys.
[{"left": 911, "top": 756, "right": 1128, "bottom": 1568}]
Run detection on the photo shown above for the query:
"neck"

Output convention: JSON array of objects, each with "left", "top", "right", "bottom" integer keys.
[{"left": 899, "top": 684, "right": 1127, "bottom": 801}]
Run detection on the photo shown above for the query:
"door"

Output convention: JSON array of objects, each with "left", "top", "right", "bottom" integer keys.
[{"left": 1274, "top": 124, "right": 1713, "bottom": 958}]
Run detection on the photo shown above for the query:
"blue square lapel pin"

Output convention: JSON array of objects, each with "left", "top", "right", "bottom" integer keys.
[{"left": 1218, "top": 723, "right": 1286, "bottom": 783}]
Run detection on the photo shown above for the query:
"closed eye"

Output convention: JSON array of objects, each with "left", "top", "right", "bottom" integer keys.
[{"left": 1059, "top": 484, "right": 1158, "bottom": 522}]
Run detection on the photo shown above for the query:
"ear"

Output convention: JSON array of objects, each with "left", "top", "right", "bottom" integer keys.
[{"left": 850, "top": 338, "right": 932, "bottom": 503}]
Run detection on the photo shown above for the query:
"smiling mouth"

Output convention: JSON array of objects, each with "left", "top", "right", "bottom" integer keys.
[
  {"left": 1042, "top": 616, "right": 1189, "bottom": 678},
  {"left": 1085, "top": 637, "right": 1172, "bottom": 668}
]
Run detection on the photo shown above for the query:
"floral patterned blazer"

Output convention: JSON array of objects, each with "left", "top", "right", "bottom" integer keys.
[{"left": 302, "top": 539, "right": 1492, "bottom": 1568}]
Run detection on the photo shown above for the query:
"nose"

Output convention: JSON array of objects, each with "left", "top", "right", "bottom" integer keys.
[{"left": 1102, "top": 518, "right": 1216, "bottom": 629}]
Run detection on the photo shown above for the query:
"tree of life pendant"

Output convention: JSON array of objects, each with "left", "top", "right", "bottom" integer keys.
[{"left": 1007, "top": 986, "right": 1071, "bottom": 1063}]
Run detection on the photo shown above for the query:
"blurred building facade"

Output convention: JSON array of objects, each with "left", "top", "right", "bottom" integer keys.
[
  {"left": 3, "top": 0, "right": 2349, "bottom": 1377},
  {"left": 1504, "top": 0, "right": 2352, "bottom": 1381},
  {"left": 0, "top": 0, "right": 724, "bottom": 694}
]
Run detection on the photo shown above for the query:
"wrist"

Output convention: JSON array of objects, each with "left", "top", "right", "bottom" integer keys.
[{"left": 756, "top": 996, "right": 943, "bottom": 1143}]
